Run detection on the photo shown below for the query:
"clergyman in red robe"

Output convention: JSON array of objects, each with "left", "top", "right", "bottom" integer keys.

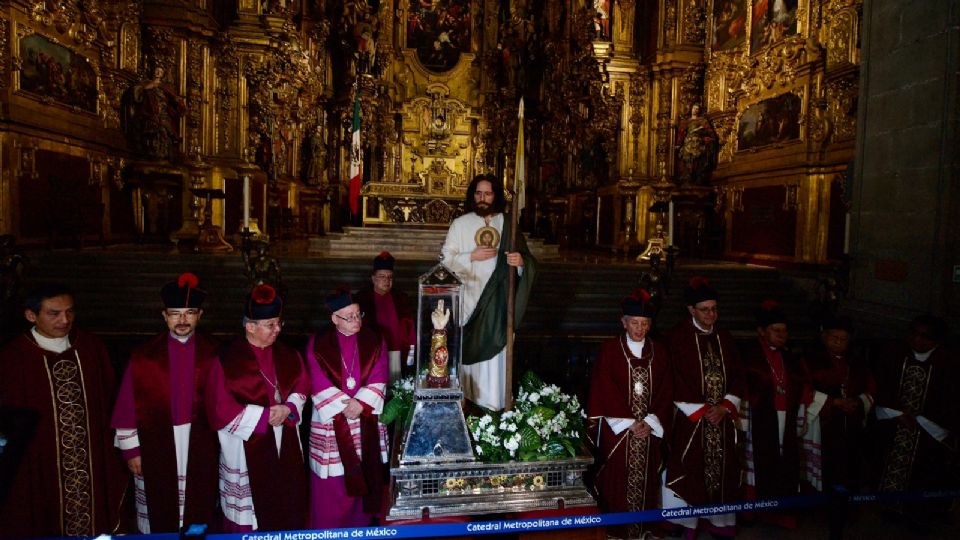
[
  {"left": 0, "top": 283, "right": 127, "bottom": 539},
  {"left": 111, "top": 273, "right": 220, "bottom": 533},
  {"left": 205, "top": 284, "right": 310, "bottom": 531},
  {"left": 663, "top": 276, "right": 745, "bottom": 540},
  {"left": 587, "top": 288, "right": 673, "bottom": 539}
]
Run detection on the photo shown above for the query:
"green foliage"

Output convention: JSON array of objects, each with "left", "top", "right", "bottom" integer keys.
[
  {"left": 381, "top": 377, "right": 415, "bottom": 427},
  {"left": 466, "top": 370, "right": 586, "bottom": 463}
]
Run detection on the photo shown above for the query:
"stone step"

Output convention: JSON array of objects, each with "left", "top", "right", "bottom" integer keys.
[
  {"left": 21, "top": 249, "right": 811, "bottom": 344},
  {"left": 308, "top": 227, "right": 559, "bottom": 259}
]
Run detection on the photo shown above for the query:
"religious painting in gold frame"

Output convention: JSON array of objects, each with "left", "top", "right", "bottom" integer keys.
[
  {"left": 749, "top": 0, "right": 800, "bottom": 54},
  {"left": 711, "top": 0, "right": 748, "bottom": 52},
  {"left": 18, "top": 33, "right": 98, "bottom": 114},
  {"left": 736, "top": 92, "right": 803, "bottom": 151},
  {"left": 406, "top": 0, "right": 472, "bottom": 72}
]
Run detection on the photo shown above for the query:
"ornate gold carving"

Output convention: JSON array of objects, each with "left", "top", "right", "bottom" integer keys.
[
  {"left": 186, "top": 42, "right": 203, "bottom": 129},
  {"left": 214, "top": 33, "right": 239, "bottom": 154},
  {"left": 736, "top": 40, "right": 811, "bottom": 101},
  {"left": 827, "top": 78, "right": 857, "bottom": 142},
  {"left": 27, "top": 0, "right": 107, "bottom": 47},
  {"left": 680, "top": 0, "right": 706, "bottom": 45},
  {"left": 712, "top": 113, "right": 737, "bottom": 164},
  {"left": 98, "top": 68, "right": 121, "bottom": 129},
  {"left": 18, "top": 144, "right": 38, "bottom": 180},
  {"left": 144, "top": 26, "right": 177, "bottom": 76},
  {"left": 783, "top": 183, "right": 800, "bottom": 211},
  {"left": 120, "top": 22, "right": 139, "bottom": 73},
  {"left": 655, "top": 76, "right": 672, "bottom": 176},
  {"left": 0, "top": 18, "right": 7, "bottom": 88},
  {"left": 678, "top": 65, "right": 705, "bottom": 121},
  {"left": 663, "top": 0, "right": 677, "bottom": 48},
  {"left": 426, "top": 199, "right": 457, "bottom": 223},
  {"left": 628, "top": 72, "right": 647, "bottom": 166},
  {"left": 372, "top": 196, "right": 464, "bottom": 225},
  {"left": 823, "top": 2, "right": 861, "bottom": 68}
]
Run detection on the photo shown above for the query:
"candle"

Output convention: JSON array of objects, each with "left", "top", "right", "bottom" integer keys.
[
  {"left": 843, "top": 211, "right": 851, "bottom": 254},
  {"left": 668, "top": 200, "right": 675, "bottom": 245},
  {"left": 242, "top": 175, "right": 251, "bottom": 230}
]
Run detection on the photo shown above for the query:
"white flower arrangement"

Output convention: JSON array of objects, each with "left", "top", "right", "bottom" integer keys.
[{"left": 467, "top": 371, "right": 585, "bottom": 463}]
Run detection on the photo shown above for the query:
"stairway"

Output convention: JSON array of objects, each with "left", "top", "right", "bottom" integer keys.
[
  {"left": 13, "top": 247, "right": 815, "bottom": 395},
  {"left": 307, "top": 226, "right": 560, "bottom": 260},
  {"left": 19, "top": 249, "right": 811, "bottom": 342}
]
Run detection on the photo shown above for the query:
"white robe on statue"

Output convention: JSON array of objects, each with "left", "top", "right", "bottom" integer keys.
[{"left": 442, "top": 212, "right": 520, "bottom": 411}]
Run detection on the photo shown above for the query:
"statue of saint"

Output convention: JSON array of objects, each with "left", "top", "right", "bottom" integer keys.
[
  {"left": 676, "top": 103, "right": 719, "bottom": 186},
  {"left": 303, "top": 124, "right": 327, "bottom": 186},
  {"left": 122, "top": 66, "right": 186, "bottom": 161}
]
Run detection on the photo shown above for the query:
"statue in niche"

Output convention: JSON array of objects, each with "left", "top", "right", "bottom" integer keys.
[
  {"left": 302, "top": 123, "right": 327, "bottom": 186},
  {"left": 354, "top": 22, "right": 378, "bottom": 75},
  {"left": 122, "top": 66, "right": 187, "bottom": 161},
  {"left": 675, "top": 103, "right": 718, "bottom": 186}
]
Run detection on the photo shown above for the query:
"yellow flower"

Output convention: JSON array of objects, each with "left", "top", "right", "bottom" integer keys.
[
  {"left": 532, "top": 475, "right": 545, "bottom": 488},
  {"left": 445, "top": 478, "right": 458, "bottom": 489},
  {"left": 455, "top": 478, "right": 466, "bottom": 488},
  {"left": 490, "top": 476, "right": 502, "bottom": 487}
]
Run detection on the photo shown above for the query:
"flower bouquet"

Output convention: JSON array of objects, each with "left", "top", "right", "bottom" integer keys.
[{"left": 467, "top": 371, "right": 586, "bottom": 463}]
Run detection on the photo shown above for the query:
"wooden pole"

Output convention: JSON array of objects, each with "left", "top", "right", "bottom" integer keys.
[{"left": 504, "top": 186, "right": 518, "bottom": 411}]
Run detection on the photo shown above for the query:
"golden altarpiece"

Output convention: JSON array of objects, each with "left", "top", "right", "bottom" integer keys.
[{"left": 0, "top": 0, "right": 861, "bottom": 266}]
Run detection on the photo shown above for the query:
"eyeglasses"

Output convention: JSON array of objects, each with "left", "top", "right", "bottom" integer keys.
[
  {"left": 166, "top": 309, "right": 200, "bottom": 319},
  {"left": 255, "top": 320, "right": 284, "bottom": 331},
  {"left": 334, "top": 312, "right": 364, "bottom": 323},
  {"left": 694, "top": 306, "right": 719, "bottom": 314}
]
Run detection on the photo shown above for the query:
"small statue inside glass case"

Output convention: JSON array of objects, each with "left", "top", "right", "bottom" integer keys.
[
  {"left": 414, "top": 263, "right": 463, "bottom": 395},
  {"left": 397, "top": 261, "right": 475, "bottom": 466}
]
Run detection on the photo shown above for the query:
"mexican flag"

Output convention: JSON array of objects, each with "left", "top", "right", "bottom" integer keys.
[{"left": 348, "top": 90, "right": 362, "bottom": 216}]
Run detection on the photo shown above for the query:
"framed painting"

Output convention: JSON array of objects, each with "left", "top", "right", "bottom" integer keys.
[
  {"left": 712, "top": 0, "right": 747, "bottom": 52},
  {"left": 750, "top": 0, "right": 799, "bottom": 54},
  {"left": 737, "top": 92, "right": 802, "bottom": 151},
  {"left": 407, "top": 0, "right": 472, "bottom": 72},
  {"left": 18, "top": 34, "right": 98, "bottom": 113}
]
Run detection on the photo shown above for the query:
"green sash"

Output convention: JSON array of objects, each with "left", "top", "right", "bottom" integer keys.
[{"left": 461, "top": 216, "right": 537, "bottom": 366}]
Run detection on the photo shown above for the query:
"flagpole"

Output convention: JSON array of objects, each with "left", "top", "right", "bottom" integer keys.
[{"left": 504, "top": 98, "right": 525, "bottom": 412}]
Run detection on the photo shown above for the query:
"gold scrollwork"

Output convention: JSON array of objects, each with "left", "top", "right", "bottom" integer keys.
[
  {"left": 783, "top": 183, "right": 800, "bottom": 211},
  {"left": 680, "top": 0, "right": 706, "bottom": 45},
  {"left": 88, "top": 157, "right": 103, "bottom": 187},
  {"left": 0, "top": 17, "right": 8, "bottom": 88},
  {"left": 827, "top": 78, "right": 857, "bottom": 142},
  {"left": 711, "top": 113, "right": 737, "bottom": 164},
  {"left": 18, "top": 144, "right": 38, "bottom": 180}
]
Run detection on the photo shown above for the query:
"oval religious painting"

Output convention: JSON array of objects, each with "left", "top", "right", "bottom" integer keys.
[{"left": 407, "top": 0, "right": 472, "bottom": 72}]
